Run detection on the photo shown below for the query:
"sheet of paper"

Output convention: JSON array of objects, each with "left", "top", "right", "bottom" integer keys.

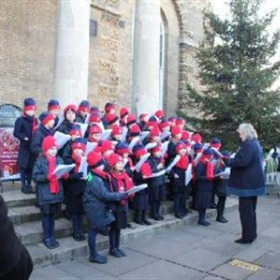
[
  {"left": 134, "top": 153, "right": 150, "bottom": 172},
  {"left": 166, "top": 155, "right": 181, "bottom": 172},
  {"left": 75, "top": 122, "right": 88, "bottom": 137},
  {"left": 126, "top": 184, "right": 148, "bottom": 195},
  {"left": 216, "top": 167, "right": 231, "bottom": 178},
  {"left": 145, "top": 142, "right": 157, "bottom": 150},
  {"left": 161, "top": 141, "right": 169, "bottom": 158},
  {"left": 140, "top": 131, "right": 150, "bottom": 141},
  {"left": 101, "top": 129, "right": 112, "bottom": 140},
  {"left": 54, "top": 114, "right": 64, "bottom": 130},
  {"left": 121, "top": 126, "right": 128, "bottom": 142},
  {"left": 185, "top": 163, "right": 193, "bottom": 186},
  {"left": 146, "top": 169, "right": 166, "bottom": 178},
  {"left": 52, "top": 164, "right": 75, "bottom": 179},
  {"left": 160, "top": 131, "right": 171, "bottom": 141},
  {"left": 128, "top": 136, "right": 140, "bottom": 150},
  {"left": 53, "top": 131, "right": 71, "bottom": 149},
  {"left": 78, "top": 156, "right": 88, "bottom": 179},
  {"left": 85, "top": 142, "right": 97, "bottom": 156}
]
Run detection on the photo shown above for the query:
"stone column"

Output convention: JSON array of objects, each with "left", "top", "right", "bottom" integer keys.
[
  {"left": 54, "top": 0, "right": 90, "bottom": 108},
  {"left": 132, "top": 0, "right": 161, "bottom": 116}
]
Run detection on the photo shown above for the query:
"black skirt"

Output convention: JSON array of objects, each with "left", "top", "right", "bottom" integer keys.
[
  {"left": 40, "top": 203, "right": 61, "bottom": 215},
  {"left": 67, "top": 192, "right": 84, "bottom": 214}
]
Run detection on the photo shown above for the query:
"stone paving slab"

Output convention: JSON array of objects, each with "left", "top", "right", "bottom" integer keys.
[
  {"left": 119, "top": 259, "right": 206, "bottom": 280},
  {"left": 210, "top": 263, "right": 255, "bottom": 280}
]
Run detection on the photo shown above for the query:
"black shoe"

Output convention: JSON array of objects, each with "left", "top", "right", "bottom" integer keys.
[
  {"left": 117, "top": 248, "right": 126, "bottom": 257},
  {"left": 158, "top": 215, "right": 164, "bottom": 220},
  {"left": 142, "top": 219, "right": 152, "bottom": 225},
  {"left": 198, "top": 220, "right": 210, "bottom": 226},
  {"left": 43, "top": 238, "right": 56, "bottom": 249},
  {"left": 151, "top": 215, "right": 161, "bottom": 221},
  {"left": 89, "top": 253, "right": 107, "bottom": 264},
  {"left": 21, "top": 188, "right": 34, "bottom": 195},
  {"left": 134, "top": 219, "right": 144, "bottom": 225},
  {"left": 234, "top": 238, "right": 254, "bottom": 244},
  {"left": 175, "top": 214, "right": 183, "bottom": 219},
  {"left": 26, "top": 186, "right": 35, "bottom": 194},
  {"left": 73, "top": 234, "right": 86, "bottom": 241},
  {"left": 50, "top": 238, "right": 59, "bottom": 248},
  {"left": 126, "top": 223, "right": 132, "bottom": 229},
  {"left": 109, "top": 248, "right": 122, "bottom": 258},
  {"left": 210, "top": 203, "right": 217, "bottom": 209},
  {"left": 216, "top": 216, "right": 228, "bottom": 223}
]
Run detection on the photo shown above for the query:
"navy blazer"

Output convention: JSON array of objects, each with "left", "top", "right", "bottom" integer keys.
[{"left": 228, "top": 138, "right": 265, "bottom": 197}]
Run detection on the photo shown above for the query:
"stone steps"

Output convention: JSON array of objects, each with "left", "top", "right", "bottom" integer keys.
[
  {"left": 1, "top": 183, "right": 239, "bottom": 268},
  {"left": 27, "top": 197, "right": 238, "bottom": 267}
]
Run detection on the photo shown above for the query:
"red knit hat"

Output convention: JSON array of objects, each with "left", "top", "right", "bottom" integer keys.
[
  {"left": 111, "top": 124, "right": 123, "bottom": 136},
  {"left": 69, "top": 124, "right": 82, "bottom": 136},
  {"left": 105, "top": 102, "right": 116, "bottom": 113},
  {"left": 182, "top": 130, "right": 191, "bottom": 141},
  {"left": 192, "top": 133, "right": 203, "bottom": 144},
  {"left": 161, "top": 121, "right": 171, "bottom": 130},
  {"left": 42, "top": 136, "right": 58, "bottom": 153},
  {"left": 130, "top": 124, "right": 141, "bottom": 137},
  {"left": 171, "top": 126, "right": 182, "bottom": 137},
  {"left": 150, "top": 127, "right": 161, "bottom": 137},
  {"left": 100, "top": 140, "right": 115, "bottom": 153},
  {"left": 64, "top": 104, "right": 77, "bottom": 115},
  {"left": 155, "top": 109, "right": 164, "bottom": 119},
  {"left": 87, "top": 151, "right": 103, "bottom": 168},
  {"left": 39, "top": 112, "right": 55, "bottom": 126},
  {"left": 107, "top": 153, "right": 123, "bottom": 168},
  {"left": 175, "top": 141, "right": 186, "bottom": 153},
  {"left": 120, "top": 107, "right": 130, "bottom": 118},
  {"left": 89, "top": 113, "right": 101, "bottom": 123},
  {"left": 78, "top": 100, "right": 90, "bottom": 113},
  {"left": 89, "top": 124, "right": 102, "bottom": 135},
  {"left": 115, "top": 142, "right": 131, "bottom": 155},
  {"left": 71, "top": 137, "right": 87, "bottom": 151},
  {"left": 175, "top": 117, "right": 185, "bottom": 126},
  {"left": 133, "top": 144, "right": 148, "bottom": 158},
  {"left": 24, "top": 98, "right": 36, "bottom": 111},
  {"left": 106, "top": 113, "right": 119, "bottom": 125},
  {"left": 127, "top": 114, "right": 137, "bottom": 126}
]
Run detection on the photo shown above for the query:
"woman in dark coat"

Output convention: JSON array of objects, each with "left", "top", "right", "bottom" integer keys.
[
  {"left": 195, "top": 148, "right": 215, "bottom": 226},
  {"left": 83, "top": 151, "right": 127, "bottom": 264},
  {"left": 0, "top": 195, "right": 33, "bottom": 280},
  {"left": 13, "top": 98, "right": 38, "bottom": 194},
  {"left": 227, "top": 123, "right": 266, "bottom": 244}
]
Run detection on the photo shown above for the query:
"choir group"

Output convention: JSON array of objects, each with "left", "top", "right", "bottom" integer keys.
[{"left": 13, "top": 97, "right": 230, "bottom": 264}]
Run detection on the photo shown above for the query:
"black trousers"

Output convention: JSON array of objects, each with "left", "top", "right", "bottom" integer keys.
[{"left": 239, "top": 196, "right": 257, "bottom": 241}]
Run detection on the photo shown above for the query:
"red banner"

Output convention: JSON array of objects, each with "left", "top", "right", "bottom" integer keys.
[{"left": 0, "top": 127, "right": 21, "bottom": 180}]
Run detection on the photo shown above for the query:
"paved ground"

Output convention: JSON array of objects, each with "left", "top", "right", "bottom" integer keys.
[{"left": 30, "top": 195, "right": 280, "bottom": 280}]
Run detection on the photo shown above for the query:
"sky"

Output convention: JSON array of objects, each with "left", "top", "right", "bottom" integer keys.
[{"left": 211, "top": 0, "right": 280, "bottom": 87}]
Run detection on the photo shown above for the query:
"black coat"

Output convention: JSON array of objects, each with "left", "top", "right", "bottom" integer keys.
[
  {"left": 83, "top": 171, "right": 126, "bottom": 229},
  {"left": 57, "top": 119, "right": 74, "bottom": 135},
  {"left": 31, "top": 124, "right": 54, "bottom": 158},
  {"left": 32, "top": 155, "right": 64, "bottom": 206},
  {"left": 0, "top": 195, "right": 33, "bottom": 278},
  {"left": 146, "top": 156, "right": 165, "bottom": 201},
  {"left": 195, "top": 161, "right": 213, "bottom": 209},
  {"left": 13, "top": 115, "right": 37, "bottom": 169}
]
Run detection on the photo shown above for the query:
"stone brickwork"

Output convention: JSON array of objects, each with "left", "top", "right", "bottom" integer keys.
[
  {"left": 0, "top": 0, "right": 58, "bottom": 112},
  {"left": 0, "top": 0, "right": 207, "bottom": 116},
  {"left": 88, "top": 0, "right": 134, "bottom": 112}
]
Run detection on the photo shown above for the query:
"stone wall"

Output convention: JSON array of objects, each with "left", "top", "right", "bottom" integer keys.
[
  {"left": 0, "top": 0, "right": 58, "bottom": 112},
  {"left": 88, "top": 0, "right": 134, "bottom": 112}
]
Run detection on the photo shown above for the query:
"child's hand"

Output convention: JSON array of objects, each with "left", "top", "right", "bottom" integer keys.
[
  {"left": 174, "top": 173, "right": 179, "bottom": 179},
  {"left": 48, "top": 173, "right": 58, "bottom": 181}
]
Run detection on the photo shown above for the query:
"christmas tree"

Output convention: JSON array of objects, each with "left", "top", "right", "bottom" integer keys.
[{"left": 182, "top": 0, "right": 280, "bottom": 150}]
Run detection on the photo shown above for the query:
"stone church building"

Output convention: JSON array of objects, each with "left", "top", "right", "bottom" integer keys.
[{"left": 0, "top": 0, "right": 209, "bottom": 116}]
